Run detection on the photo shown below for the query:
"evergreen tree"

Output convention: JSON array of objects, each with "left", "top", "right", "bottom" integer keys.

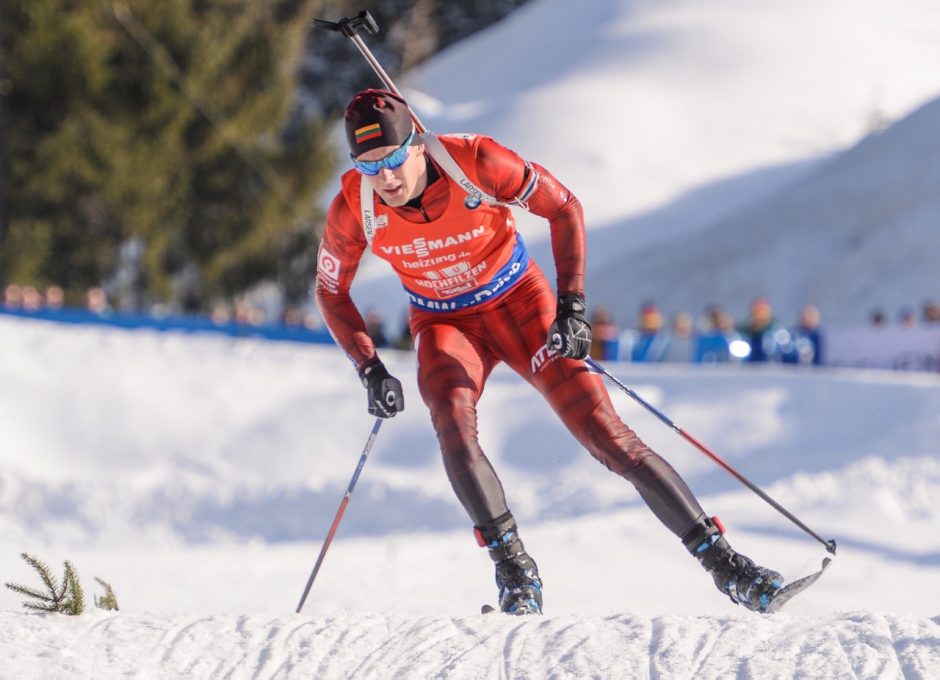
[
  {"left": 94, "top": 576, "right": 120, "bottom": 611},
  {"left": 0, "top": 0, "right": 333, "bottom": 311},
  {"left": 5, "top": 553, "right": 86, "bottom": 615}
]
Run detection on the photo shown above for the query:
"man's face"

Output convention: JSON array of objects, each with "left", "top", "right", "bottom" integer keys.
[
  {"left": 751, "top": 302, "right": 772, "bottom": 326},
  {"left": 356, "top": 142, "right": 427, "bottom": 207}
]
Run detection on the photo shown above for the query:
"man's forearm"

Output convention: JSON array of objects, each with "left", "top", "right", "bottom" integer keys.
[{"left": 315, "top": 287, "right": 378, "bottom": 370}]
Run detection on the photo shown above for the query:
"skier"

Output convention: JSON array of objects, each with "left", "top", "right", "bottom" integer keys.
[{"left": 315, "top": 89, "right": 783, "bottom": 615}]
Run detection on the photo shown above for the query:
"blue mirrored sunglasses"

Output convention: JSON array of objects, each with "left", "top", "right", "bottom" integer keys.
[{"left": 350, "top": 130, "right": 416, "bottom": 176}]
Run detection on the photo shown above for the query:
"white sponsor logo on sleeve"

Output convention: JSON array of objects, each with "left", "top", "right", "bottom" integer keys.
[{"left": 317, "top": 247, "right": 341, "bottom": 286}]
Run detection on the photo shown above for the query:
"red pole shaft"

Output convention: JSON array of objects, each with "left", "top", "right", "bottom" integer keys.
[
  {"left": 296, "top": 418, "right": 384, "bottom": 613},
  {"left": 585, "top": 358, "right": 836, "bottom": 554}
]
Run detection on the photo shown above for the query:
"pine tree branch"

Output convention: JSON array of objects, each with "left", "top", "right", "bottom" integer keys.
[
  {"left": 8, "top": 553, "right": 87, "bottom": 614},
  {"left": 63, "top": 562, "right": 85, "bottom": 616},
  {"left": 20, "top": 553, "right": 60, "bottom": 601},
  {"left": 94, "top": 577, "right": 120, "bottom": 611},
  {"left": 4, "top": 582, "right": 55, "bottom": 603}
]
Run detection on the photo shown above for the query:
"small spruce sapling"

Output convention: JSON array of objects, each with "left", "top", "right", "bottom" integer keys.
[
  {"left": 94, "top": 577, "right": 120, "bottom": 611},
  {"left": 4, "top": 553, "right": 85, "bottom": 615}
]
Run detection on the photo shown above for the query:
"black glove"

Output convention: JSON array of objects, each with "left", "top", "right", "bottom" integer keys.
[
  {"left": 548, "top": 293, "right": 592, "bottom": 360},
  {"left": 359, "top": 359, "right": 404, "bottom": 418}
]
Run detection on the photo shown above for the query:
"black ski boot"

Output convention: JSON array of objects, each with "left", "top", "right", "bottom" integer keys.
[
  {"left": 683, "top": 515, "right": 783, "bottom": 613},
  {"left": 475, "top": 512, "right": 543, "bottom": 615}
]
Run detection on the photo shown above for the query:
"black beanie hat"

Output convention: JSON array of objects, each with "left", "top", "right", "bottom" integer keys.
[{"left": 344, "top": 89, "right": 415, "bottom": 157}]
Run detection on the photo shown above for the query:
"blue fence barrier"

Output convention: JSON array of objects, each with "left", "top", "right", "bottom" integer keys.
[{"left": 0, "top": 307, "right": 335, "bottom": 346}]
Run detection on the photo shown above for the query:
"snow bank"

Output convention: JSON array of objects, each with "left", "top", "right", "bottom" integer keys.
[{"left": 2, "top": 610, "right": 938, "bottom": 679}]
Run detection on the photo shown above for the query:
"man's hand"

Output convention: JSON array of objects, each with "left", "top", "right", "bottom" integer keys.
[
  {"left": 359, "top": 359, "right": 405, "bottom": 418},
  {"left": 548, "top": 293, "right": 592, "bottom": 360}
]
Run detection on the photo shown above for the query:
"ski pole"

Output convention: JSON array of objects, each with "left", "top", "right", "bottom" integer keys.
[
  {"left": 585, "top": 357, "right": 837, "bottom": 555},
  {"left": 295, "top": 417, "right": 384, "bottom": 613},
  {"left": 313, "top": 11, "right": 428, "bottom": 133}
]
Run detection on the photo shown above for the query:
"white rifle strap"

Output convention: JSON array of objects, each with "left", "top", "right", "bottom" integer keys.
[
  {"left": 420, "top": 133, "right": 501, "bottom": 207},
  {"left": 358, "top": 133, "right": 504, "bottom": 245},
  {"left": 359, "top": 175, "right": 377, "bottom": 244}
]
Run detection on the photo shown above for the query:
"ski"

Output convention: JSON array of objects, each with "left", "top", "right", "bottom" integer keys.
[
  {"left": 484, "top": 558, "right": 831, "bottom": 616},
  {"left": 481, "top": 603, "right": 544, "bottom": 616},
  {"left": 764, "top": 557, "right": 832, "bottom": 613}
]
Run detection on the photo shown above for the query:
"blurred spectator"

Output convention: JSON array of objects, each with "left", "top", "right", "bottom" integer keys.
[
  {"left": 44, "top": 285, "right": 65, "bottom": 310},
  {"left": 631, "top": 302, "right": 668, "bottom": 362},
  {"left": 869, "top": 309, "right": 887, "bottom": 328},
  {"left": 898, "top": 307, "right": 917, "bottom": 328},
  {"left": 281, "top": 306, "right": 304, "bottom": 328},
  {"left": 86, "top": 287, "right": 112, "bottom": 316},
  {"left": 3, "top": 283, "right": 23, "bottom": 309},
  {"left": 589, "top": 305, "right": 619, "bottom": 360},
  {"left": 790, "top": 304, "right": 823, "bottom": 365},
  {"left": 365, "top": 307, "right": 389, "bottom": 348},
  {"left": 696, "top": 305, "right": 746, "bottom": 363},
  {"left": 740, "top": 298, "right": 790, "bottom": 362},
  {"left": 660, "top": 311, "right": 696, "bottom": 363},
  {"left": 923, "top": 300, "right": 940, "bottom": 325},
  {"left": 211, "top": 302, "right": 233, "bottom": 325},
  {"left": 234, "top": 299, "right": 265, "bottom": 325},
  {"left": 639, "top": 303, "right": 663, "bottom": 332},
  {"left": 21, "top": 286, "right": 43, "bottom": 311},
  {"left": 396, "top": 315, "right": 414, "bottom": 351},
  {"left": 302, "top": 310, "right": 324, "bottom": 331}
]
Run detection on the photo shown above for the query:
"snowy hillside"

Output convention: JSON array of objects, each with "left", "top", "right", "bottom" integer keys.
[
  {"left": 4, "top": 0, "right": 940, "bottom": 676},
  {"left": 590, "top": 95, "right": 940, "bottom": 325},
  {"left": 342, "top": 0, "right": 940, "bottom": 326}
]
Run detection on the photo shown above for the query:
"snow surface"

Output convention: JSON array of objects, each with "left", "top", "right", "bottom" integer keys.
[
  {"left": 1, "top": 608, "right": 938, "bottom": 679},
  {"left": 4, "top": 0, "right": 940, "bottom": 676},
  {"left": 2, "top": 318, "right": 939, "bottom": 678}
]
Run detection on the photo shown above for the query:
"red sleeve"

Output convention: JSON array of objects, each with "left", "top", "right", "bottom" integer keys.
[
  {"left": 474, "top": 137, "right": 586, "bottom": 296},
  {"left": 314, "top": 190, "right": 376, "bottom": 372}
]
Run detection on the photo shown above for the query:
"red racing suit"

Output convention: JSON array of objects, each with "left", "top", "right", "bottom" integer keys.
[{"left": 315, "top": 134, "right": 704, "bottom": 537}]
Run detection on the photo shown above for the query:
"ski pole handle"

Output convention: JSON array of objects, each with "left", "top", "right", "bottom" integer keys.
[{"left": 314, "top": 11, "right": 428, "bottom": 134}]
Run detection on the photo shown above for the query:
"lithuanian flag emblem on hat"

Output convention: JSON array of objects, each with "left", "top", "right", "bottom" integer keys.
[{"left": 355, "top": 123, "right": 383, "bottom": 143}]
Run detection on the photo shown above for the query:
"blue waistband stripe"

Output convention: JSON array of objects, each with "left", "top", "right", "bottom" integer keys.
[{"left": 404, "top": 236, "right": 529, "bottom": 312}]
